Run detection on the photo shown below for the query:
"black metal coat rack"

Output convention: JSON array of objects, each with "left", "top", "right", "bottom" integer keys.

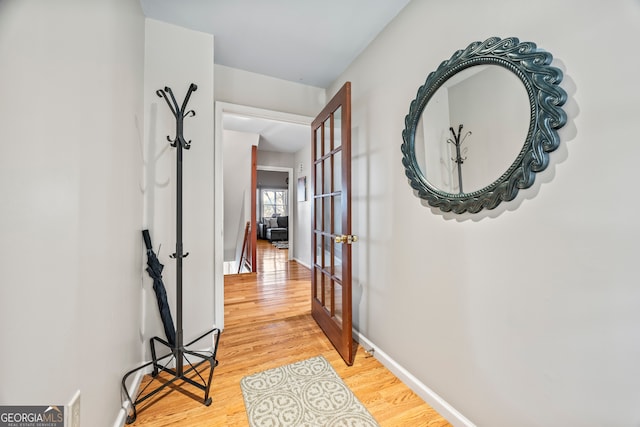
[{"left": 122, "top": 84, "right": 220, "bottom": 424}]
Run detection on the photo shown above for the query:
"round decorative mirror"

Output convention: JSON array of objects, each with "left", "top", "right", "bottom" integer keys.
[{"left": 401, "top": 37, "right": 567, "bottom": 214}]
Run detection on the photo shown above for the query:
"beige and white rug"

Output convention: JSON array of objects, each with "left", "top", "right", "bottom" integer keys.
[{"left": 240, "top": 356, "right": 380, "bottom": 427}]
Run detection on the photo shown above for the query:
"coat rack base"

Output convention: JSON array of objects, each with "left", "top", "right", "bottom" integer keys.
[{"left": 121, "top": 327, "right": 221, "bottom": 424}]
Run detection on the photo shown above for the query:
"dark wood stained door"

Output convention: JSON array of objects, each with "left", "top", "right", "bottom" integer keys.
[{"left": 310, "top": 82, "right": 356, "bottom": 365}]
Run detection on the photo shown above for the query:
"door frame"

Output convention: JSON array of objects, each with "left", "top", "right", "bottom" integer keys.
[
  {"left": 214, "top": 102, "right": 312, "bottom": 330},
  {"left": 256, "top": 165, "right": 294, "bottom": 261}
]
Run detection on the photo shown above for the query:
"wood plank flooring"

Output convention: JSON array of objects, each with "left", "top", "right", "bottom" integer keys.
[{"left": 129, "top": 239, "right": 451, "bottom": 426}]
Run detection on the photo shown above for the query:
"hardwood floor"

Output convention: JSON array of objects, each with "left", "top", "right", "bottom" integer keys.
[{"left": 129, "top": 240, "right": 451, "bottom": 426}]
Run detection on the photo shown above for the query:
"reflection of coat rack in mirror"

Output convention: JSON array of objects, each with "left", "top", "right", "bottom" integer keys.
[
  {"left": 447, "top": 124, "right": 472, "bottom": 193},
  {"left": 121, "top": 84, "right": 221, "bottom": 424}
]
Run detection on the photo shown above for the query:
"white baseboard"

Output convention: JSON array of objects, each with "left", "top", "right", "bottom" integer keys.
[
  {"left": 113, "top": 409, "right": 127, "bottom": 427},
  {"left": 293, "top": 257, "right": 311, "bottom": 269},
  {"left": 114, "top": 369, "right": 146, "bottom": 427},
  {"left": 354, "top": 331, "right": 475, "bottom": 427}
]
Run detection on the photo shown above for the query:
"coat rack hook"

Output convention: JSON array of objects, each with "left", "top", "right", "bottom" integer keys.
[
  {"left": 156, "top": 89, "right": 177, "bottom": 116},
  {"left": 164, "top": 87, "right": 180, "bottom": 113},
  {"left": 179, "top": 84, "right": 197, "bottom": 112},
  {"left": 157, "top": 84, "right": 197, "bottom": 149}
]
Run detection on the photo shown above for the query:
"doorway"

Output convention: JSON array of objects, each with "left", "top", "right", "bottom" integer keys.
[
  {"left": 256, "top": 166, "right": 293, "bottom": 263},
  {"left": 214, "top": 102, "right": 313, "bottom": 329}
]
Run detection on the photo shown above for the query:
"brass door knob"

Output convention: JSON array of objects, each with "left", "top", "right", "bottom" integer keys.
[{"left": 335, "top": 234, "right": 358, "bottom": 244}]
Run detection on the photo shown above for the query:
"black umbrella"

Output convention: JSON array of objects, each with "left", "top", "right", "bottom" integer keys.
[{"left": 142, "top": 229, "right": 176, "bottom": 347}]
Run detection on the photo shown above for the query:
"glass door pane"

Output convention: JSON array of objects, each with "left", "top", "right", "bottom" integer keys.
[
  {"left": 333, "top": 281, "right": 343, "bottom": 325},
  {"left": 315, "top": 127, "right": 322, "bottom": 159},
  {"left": 324, "top": 276, "right": 332, "bottom": 313},
  {"left": 333, "top": 195, "right": 342, "bottom": 236},
  {"left": 324, "top": 119, "right": 331, "bottom": 156},
  {"left": 333, "top": 106, "right": 342, "bottom": 149}
]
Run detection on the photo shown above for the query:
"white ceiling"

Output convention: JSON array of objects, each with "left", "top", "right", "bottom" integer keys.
[
  {"left": 223, "top": 113, "right": 310, "bottom": 153},
  {"left": 139, "top": 0, "right": 411, "bottom": 88},
  {"left": 139, "top": 0, "right": 411, "bottom": 153}
]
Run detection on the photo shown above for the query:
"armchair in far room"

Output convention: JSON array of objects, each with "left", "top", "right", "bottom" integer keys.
[{"left": 260, "top": 215, "right": 288, "bottom": 242}]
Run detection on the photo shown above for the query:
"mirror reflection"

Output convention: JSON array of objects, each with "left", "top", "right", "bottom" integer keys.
[{"left": 414, "top": 65, "right": 530, "bottom": 194}]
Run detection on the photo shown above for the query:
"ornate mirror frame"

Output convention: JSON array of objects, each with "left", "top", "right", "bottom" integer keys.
[{"left": 401, "top": 37, "right": 567, "bottom": 214}]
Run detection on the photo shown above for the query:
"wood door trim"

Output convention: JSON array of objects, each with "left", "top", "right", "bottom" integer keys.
[{"left": 250, "top": 145, "right": 257, "bottom": 272}]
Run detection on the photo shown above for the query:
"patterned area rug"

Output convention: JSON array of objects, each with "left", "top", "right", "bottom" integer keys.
[
  {"left": 272, "top": 240, "right": 289, "bottom": 249},
  {"left": 241, "top": 356, "right": 380, "bottom": 427}
]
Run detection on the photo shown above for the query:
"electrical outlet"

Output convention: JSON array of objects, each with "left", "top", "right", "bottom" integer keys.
[{"left": 67, "top": 390, "right": 80, "bottom": 427}]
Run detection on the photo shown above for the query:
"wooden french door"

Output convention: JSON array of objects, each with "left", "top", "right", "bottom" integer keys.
[{"left": 311, "top": 82, "right": 356, "bottom": 366}]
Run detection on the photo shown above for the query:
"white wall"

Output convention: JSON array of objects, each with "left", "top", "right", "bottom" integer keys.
[
  {"left": 330, "top": 1, "right": 640, "bottom": 426},
  {"left": 293, "top": 145, "right": 312, "bottom": 267},
  {"left": 215, "top": 65, "right": 326, "bottom": 117},
  {"left": 258, "top": 170, "right": 289, "bottom": 190},
  {"left": 257, "top": 150, "right": 295, "bottom": 169},
  {"left": 0, "top": 1, "right": 144, "bottom": 425},
  {"left": 223, "top": 130, "right": 258, "bottom": 261},
  {"left": 143, "top": 19, "right": 215, "bottom": 349}
]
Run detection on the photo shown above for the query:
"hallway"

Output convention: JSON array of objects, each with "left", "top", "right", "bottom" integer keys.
[{"left": 130, "top": 240, "right": 450, "bottom": 426}]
